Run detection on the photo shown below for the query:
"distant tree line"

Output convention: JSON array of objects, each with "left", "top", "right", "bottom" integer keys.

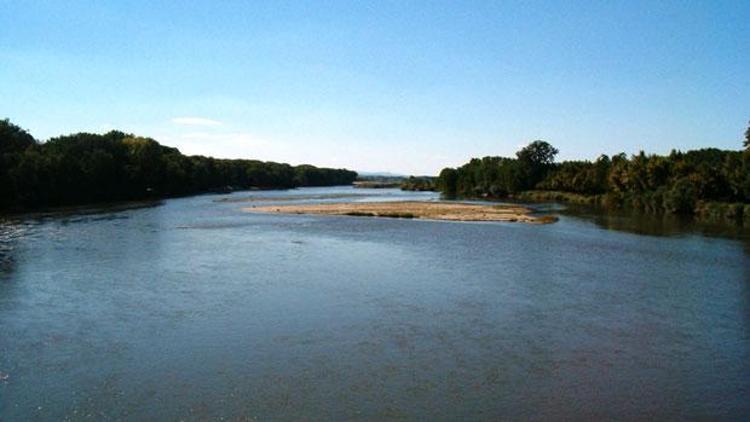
[
  {"left": 400, "top": 176, "right": 437, "bottom": 191},
  {"left": 437, "top": 141, "right": 561, "bottom": 197},
  {"left": 437, "top": 121, "right": 750, "bottom": 217},
  {"left": 0, "top": 119, "right": 357, "bottom": 211}
]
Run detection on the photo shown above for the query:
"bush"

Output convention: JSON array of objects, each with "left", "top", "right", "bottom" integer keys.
[
  {"left": 695, "top": 202, "right": 744, "bottom": 223},
  {"left": 664, "top": 178, "right": 697, "bottom": 214},
  {"left": 344, "top": 212, "right": 375, "bottom": 217}
]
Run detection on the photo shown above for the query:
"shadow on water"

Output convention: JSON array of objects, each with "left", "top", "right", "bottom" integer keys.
[
  {"left": 555, "top": 205, "right": 750, "bottom": 295},
  {"left": 556, "top": 203, "right": 750, "bottom": 241},
  {"left": 0, "top": 200, "right": 163, "bottom": 279},
  {"left": 6, "top": 200, "right": 163, "bottom": 222},
  {"left": 0, "top": 221, "right": 25, "bottom": 277},
  {"left": 444, "top": 194, "right": 750, "bottom": 252}
]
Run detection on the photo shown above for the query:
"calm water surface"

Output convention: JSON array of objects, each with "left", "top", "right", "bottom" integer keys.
[{"left": 1, "top": 187, "right": 749, "bottom": 420}]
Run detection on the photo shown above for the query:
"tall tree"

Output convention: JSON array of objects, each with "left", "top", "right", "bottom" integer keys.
[
  {"left": 516, "top": 140, "right": 559, "bottom": 189},
  {"left": 0, "top": 119, "right": 36, "bottom": 153},
  {"left": 516, "top": 140, "right": 559, "bottom": 166},
  {"left": 437, "top": 168, "right": 458, "bottom": 195},
  {"left": 0, "top": 119, "right": 38, "bottom": 207}
]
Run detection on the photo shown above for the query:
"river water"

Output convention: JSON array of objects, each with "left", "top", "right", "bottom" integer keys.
[{"left": 1, "top": 187, "right": 748, "bottom": 420}]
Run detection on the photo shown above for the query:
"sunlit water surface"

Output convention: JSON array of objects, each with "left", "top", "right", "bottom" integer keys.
[{"left": 1, "top": 187, "right": 748, "bottom": 420}]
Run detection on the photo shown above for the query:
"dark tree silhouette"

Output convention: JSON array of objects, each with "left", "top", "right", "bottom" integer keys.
[
  {"left": 516, "top": 140, "right": 558, "bottom": 167},
  {"left": 437, "top": 128, "right": 750, "bottom": 218},
  {"left": 0, "top": 119, "right": 358, "bottom": 211}
]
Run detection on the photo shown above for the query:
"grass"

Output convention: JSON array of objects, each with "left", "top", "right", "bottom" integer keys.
[
  {"left": 344, "top": 211, "right": 376, "bottom": 217},
  {"left": 345, "top": 211, "right": 415, "bottom": 219},
  {"left": 377, "top": 212, "right": 416, "bottom": 219},
  {"left": 515, "top": 190, "right": 604, "bottom": 206}
]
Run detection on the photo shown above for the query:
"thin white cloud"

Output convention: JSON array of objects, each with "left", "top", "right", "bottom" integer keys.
[{"left": 171, "top": 117, "right": 223, "bottom": 127}]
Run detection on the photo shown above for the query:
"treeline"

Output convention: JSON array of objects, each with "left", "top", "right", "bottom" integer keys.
[
  {"left": 437, "top": 141, "right": 563, "bottom": 197},
  {"left": 400, "top": 176, "right": 437, "bottom": 191},
  {"left": 0, "top": 119, "right": 357, "bottom": 210},
  {"left": 437, "top": 123, "right": 750, "bottom": 219}
]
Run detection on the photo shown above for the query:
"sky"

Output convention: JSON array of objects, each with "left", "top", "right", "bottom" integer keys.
[{"left": 1, "top": 1, "right": 749, "bottom": 175}]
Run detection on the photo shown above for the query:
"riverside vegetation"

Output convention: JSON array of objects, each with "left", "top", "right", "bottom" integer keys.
[
  {"left": 4, "top": 116, "right": 749, "bottom": 225},
  {"left": 0, "top": 119, "right": 357, "bottom": 211},
  {"left": 436, "top": 120, "right": 750, "bottom": 225},
  {"left": 352, "top": 176, "right": 436, "bottom": 191}
]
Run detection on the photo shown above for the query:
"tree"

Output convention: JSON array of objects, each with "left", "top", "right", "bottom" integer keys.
[
  {"left": 516, "top": 140, "right": 559, "bottom": 189},
  {"left": 437, "top": 168, "right": 458, "bottom": 195},
  {"left": 664, "top": 178, "right": 697, "bottom": 214},
  {"left": 0, "top": 118, "right": 359, "bottom": 210},
  {"left": 516, "top": 140, "right": 559, "bottom": 166},
  {"left": 0, "top": 119, "right": 36, "bottom": 153},
  {"left": 744, "top": 118, "right": 749, "bottom": 150},
  {"left": 0, "top": 119, "right": 38, "bottom": 207}
]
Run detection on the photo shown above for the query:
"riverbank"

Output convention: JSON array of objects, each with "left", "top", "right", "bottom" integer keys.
[
  {"left": 512, "top": 190, "right": 750, "bottom": 226},
  {"left": 514, "top": 190, "right": 605, "bottom": 206},
  {"left": 353, "top": 181, "right": 401, "bottom": 189},
  {"left": 243, "top": 201, "right": 557, "bottom": 223}
]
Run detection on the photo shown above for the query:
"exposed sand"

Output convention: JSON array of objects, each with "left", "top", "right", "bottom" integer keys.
[{"left": 243, "top": 201, "right": 557, "bottom": 224}]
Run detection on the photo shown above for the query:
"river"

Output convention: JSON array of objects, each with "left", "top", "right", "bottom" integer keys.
[{"left": 1, "top": 187, "right": 748, "bottom": 420}]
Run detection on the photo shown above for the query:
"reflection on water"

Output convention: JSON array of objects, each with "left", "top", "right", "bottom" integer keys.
[
  {"left": 1, "top": 187, "right": 748, "bottom": 420},
  {"left": 560, "top": 204, "right": 750, "bottom": 250},
  {"left": 569, "top": 204, "right": 737, "bottom": 234},
  {"left": 0, "top": 220, "right": 25, "bottom": 276}
]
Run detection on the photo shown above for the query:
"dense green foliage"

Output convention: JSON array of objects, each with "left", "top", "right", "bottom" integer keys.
[
  {"left": 437, "top": 133, "right": 750, "bottom": 218},
  {"left": 439, "top": 141, "right": 561, "bottom": 198},
  {"left": 0, "top": 119, "right": 357, "bottom": 210},
  {"left": 400, "top": 176, "right": 436, "bottom": 191},
  {"left": 353, "top": 175, "right": 402, "bottom": 189}
]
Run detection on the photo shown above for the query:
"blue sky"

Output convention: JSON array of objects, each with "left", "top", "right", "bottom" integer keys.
[{"left": 1, "top": 1, "right": 749, "bottom": 175}]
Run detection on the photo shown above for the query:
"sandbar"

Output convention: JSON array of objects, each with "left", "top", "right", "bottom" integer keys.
[{"left": 243, "top": 201, "right": 557, "bottom": 224}]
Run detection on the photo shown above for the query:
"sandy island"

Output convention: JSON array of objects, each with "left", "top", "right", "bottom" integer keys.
[{"left": 243, "top": 201, "right": 557, "bottom": 224}]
